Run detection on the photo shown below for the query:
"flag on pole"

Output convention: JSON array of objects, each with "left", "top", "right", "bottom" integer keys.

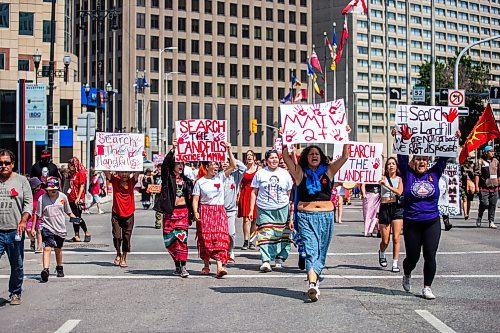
[
  {"left": 293, "top": 89, "right": 307, "bottom": 103},
  {"left": 280, "top": 91, "right": 293, "bottom": 104},
  {"left": 310, "top": 49, "right": 323, "bottom": 74},
  {"left": 313, "top": 81, "right": 324, "bottom": 99},
  {"left": 459, "top": 103, "right": 500, "bottom": 164},
  {"left": 325, "top": 36, "right": 336, "bottom": 71},
  {"left": 291, "top": 73, "right": 302, "bottom": 88},
  {"left": 336, "top": 17, "right": 349, "bottom": 65},
  {"left": 341, "top": 0, "right": 368, "bottom": 15}
]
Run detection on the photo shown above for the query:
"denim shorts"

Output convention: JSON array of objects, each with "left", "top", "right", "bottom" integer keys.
[
  {"left": 379, "top": 203, "right": 403, "bottom": 225},
  {"left": 41, "top": 228, "right": 65, "bottom": 249}
]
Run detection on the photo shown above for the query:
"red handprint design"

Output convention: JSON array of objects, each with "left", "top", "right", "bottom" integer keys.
[
  {"left": 443, "top": 108, "right": 458, "bottom": 123},
  {"left": 177, "top": 133, "right": 189, "bottom": 144},
  {"left": 286, "top": 130, "right": 297, "bottom": 142},
  {"left": 214, "top": 183, "right": 221, "bottom": 190},
  {"left": 398, "top": 124, "right": 413, "bottom": 141},
  {"left": 298, "top": 108, "right": 307, "bottom": 116},
  {"left": 372, "top": 158, "right": 381, "bottom": 169},
  {"left": 213, "top": 133, "right": 225, "bottom": 142}
]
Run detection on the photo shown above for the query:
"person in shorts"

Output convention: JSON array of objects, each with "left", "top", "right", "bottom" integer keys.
[{"left": 36, "top": 177, "right": 77, "bottom": 282}]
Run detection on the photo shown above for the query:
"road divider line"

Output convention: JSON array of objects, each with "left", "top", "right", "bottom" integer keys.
[
  {"left": 415, "top": 310, "right": 457, "bottom": 333},
  {"left": 54, "top": 320, "right": 81, "bottom": 333}
]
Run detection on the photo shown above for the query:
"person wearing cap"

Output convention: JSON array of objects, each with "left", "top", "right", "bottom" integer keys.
[
  {"left": 36, "top": 177, "right": 77, "bottom": 282},
  {"left": 27, "top": 177, "right": 46, "bottom": 253},
  {"left": 30, "top": 150, "right": 61, "bottom": 184},
  {"left": 474, "top": 145, "right": 499, "bottom": 229}
]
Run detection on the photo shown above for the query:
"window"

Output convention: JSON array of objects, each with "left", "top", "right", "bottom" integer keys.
[
  {"left": 204, "top": 41, "right": 212, "bottom": 55},
  {"left": 254, "top": 66, "right": 261, "bottom": 79},
  {"left": 137, "top": 13, "right": 145, "bottom": 28},
  {"left": 191, "top": 82, "right": 199, "bottom": 96},
  {"left": 165, "top": 0, "right": 173, "bottom": 8},
  {"left": 191, "top": 40, "right": 199, "bottom": 54},
  {"left": 242, "top": 45, "right": 250, "bottom": 58},
  {"left": 178, "top": 0, "right": 186, "bottom": 10},
  {"left": 43, "top": 20, "right": 51, "bottom": 42},
  {"left": 165, "top": 16, "right": 173, "bottom": 30},
  {"left": 204, "top": 82, "right": 212, "bottom": 96},
  {"left": 178, "top": 81, "right": 186, "bottom": 95},
  {"left": 217, "top": 83, "right": 225, "bottom": 97},
  {"left": 266, "top": 87, "right": 273, "bottom": 101},
  {"left": 178, "top": 17, "right": 186, "bottom": 31},
  {"left": 242, "top": 86, "right": 250, "bottom": 99},
  {"left": 152, "top": 0, "right": 159, "bottom": 7},
  {"left": 266, "top": 47, "right": 273, "bottom": 60},
  {"left": 266, "top": 8, "right": 273, "bottom": 21},
  {"left": 217, "top": 22, "right": 225, "bottom": 35},
  {"left": 230, "top": 3, "right": 237, "bottom": 16},
  {"left": 254, "top": 6, "right": 261, "bottom": 19},
  {"left": 289, "top": 11, "right": 296, "bottom": 24},
  {"left": 192, "top": 0, "right": 199, "bottom": 12},
  {"left": 151, "top": 15, "right": 159, "bottom": 29},
  {"left": 178, "top": 60, "right": 186, "bottom": 73},
  {"left": 151, "top": 36, "right": 159, "bottom": 50},
  {"left": 150, "top": 57, "right": 159, "bottom": 72},
  {"left": 230, "top": 44, "right": 237, "bottom": 57},
  {"left": 178, "top": 38, "right": 186, "bottom": 52},
  {"left": 204, "top": 0, "right": 212, "bottom": 13},
  {"left": 278, "top": 29, "right": 285, "bottom": 42},
  {"left": 289, "top": 31, "right": 296, "bottom": 43},
  {"left": 254, "top": 27, "right": 261, "bottom": 39},
  {"left": 242, "top": 25, "right": 250, "bottom": 38},
  {"left": 230, "top": 24, "right": 237, "bottom": 37},
  {"left": 136, "top": 34, "right": 145, "bottom": 49},
  {"left": 255, "top": 87, "right": 262, "bottom": 99},
  {"left": 18, "top": 59, "right": 29, "bottom": 71},
  {"left": 230, "top": 64, "right": 237, "bottom": 77},
  {"left": 0, "top": 3, "right": 9, "bottom": 28},
  {"left": 278, "top": 10, "right": 285, "bottom": 22},
  {"left": 289, "top": 50, "right": 296, "bottom": 62},
  {"left": 300, "top": 31, "right": 307, "bottom": 45},
  {"left": 217, "top": 42, "right": 225, "bottom": 56},
  {"left": 164, "top": 37, "right": 173, "bottom": 47},
  {"left": 243, "top": 65, "right": 250, "bottom": 78},
  {"left": 217, "top": 1, "right": 224, "bottom": 15},
  {"left": 204, "top": 20, "right": 212, "bottom": 34},
  {"left": 204, "top": 62, "right": 212, "bottom": 75},
  {"left": 242, "top": 5, "right": 250, "bottom": 18},
  {"left": 136, "top": 56, "right": 145, "bottom": 71},
  {"left": 19, "top": 12, "right": 34, "bottom": 35},
  {"left": 230, "top": 84, "right": 237, "bottom": 98},
  {"left": 278, "top": 49, "right": 285, "bottom": 62},
  {"left": 191, "top": 61, "right": 199, "bottom": 75},
  {"left": 300, "top": 12, "right": 307, "bottom": 25},
  {"left": 254, "top": 46, "right": 261, "bottom": 59},
  {"left": 266, "top": 67, "right": 273, "bottom": 80}
]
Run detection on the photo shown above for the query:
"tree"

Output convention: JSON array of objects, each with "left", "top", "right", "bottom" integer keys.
[{"left": 416, "top": 54, "right": 491, "bottom": 144}]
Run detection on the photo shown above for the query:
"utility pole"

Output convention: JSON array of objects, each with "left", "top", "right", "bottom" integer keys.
[
  {"left": 47, "top": 0, "right": 56, "bottom": 153},
  {"left": 430, "top": 0, "right": 436, "bottom": 105}
]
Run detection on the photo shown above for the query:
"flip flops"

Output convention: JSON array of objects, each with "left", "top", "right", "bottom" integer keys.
[{"left": 216, "top": 269, "right": 227, "bottom": 279}]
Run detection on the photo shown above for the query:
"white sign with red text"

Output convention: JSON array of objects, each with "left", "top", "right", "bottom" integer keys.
[
  {"left": 332, "top": 142, "right": 383, "bottom": 184},
  {"left": 175, "top": 119, "right": 227, "bottom": 162},
  {"left": 94, "top": 132, "right": 144, "bottom": 171}
]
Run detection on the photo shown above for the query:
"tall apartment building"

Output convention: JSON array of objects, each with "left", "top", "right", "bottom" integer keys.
[
  {"left": 313, "top": 0, "right": 500, "bottom": 151},
  {"left": 75, "top": 0, "right": 313, "bottom": 159},
  {"left": 0, "top": 1, "right": 82, "bottom": 166}
]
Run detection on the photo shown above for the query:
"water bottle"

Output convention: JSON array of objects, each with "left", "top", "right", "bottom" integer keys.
[{"left": 14, "top": 233, "right": 22, "bottom": 242}]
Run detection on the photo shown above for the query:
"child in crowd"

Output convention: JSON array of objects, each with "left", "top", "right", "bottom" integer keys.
[
  {"left": 36, "top": 177, "right": 77, "bottom": 282},
  {"left": 27, "top": 177, "right": 46, "bottom": 253}
]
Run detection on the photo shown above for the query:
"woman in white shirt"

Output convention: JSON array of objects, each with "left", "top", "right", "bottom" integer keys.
[
  {"left": 249, "top": 150, "right": 294, "bottom": 272},
  {"left": 192, "top": 143, "right": 236, "bottom": 278}
]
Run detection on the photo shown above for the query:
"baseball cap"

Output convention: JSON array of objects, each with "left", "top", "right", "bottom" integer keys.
[
  {"left": 485, "top": 145, "right": 493, "bottom": 152},
  {"left": 41, "top": 150, "right": 51, "bottom": 158},
  {"left": 46, "top": 177, "right": 60, "bottom": 190},
  {"left": 29, "top": 177, "right": 43, "bottom": 190}
]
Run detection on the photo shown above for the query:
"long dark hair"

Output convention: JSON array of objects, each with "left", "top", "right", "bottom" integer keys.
[
  {"left": 298, "top": 145, "right": 328, "bottom": 170},
  {"left": 384, "top": 157, "right": 400, "bottom": 178}
]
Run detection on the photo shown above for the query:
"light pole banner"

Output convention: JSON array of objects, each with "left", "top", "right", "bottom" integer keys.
[
  {"left": 280, "top": 99, "right": 349, "bottom": 145},
  {"left": 94, "top": 132, "right": 145, "bottom": 171},
  {"left": 175, "top": 119, "right": 227, "bottom": 162},
  {"left": 25, "top": 83, "right": 47, "bottom": 142}
]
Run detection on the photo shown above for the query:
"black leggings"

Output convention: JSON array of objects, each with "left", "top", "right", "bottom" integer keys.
[
  {"left": 402, "top": 217, "right": 441, "bottom": 286},
  {"left": 69, "top": 202, "right": 88, "bottom": 235}
]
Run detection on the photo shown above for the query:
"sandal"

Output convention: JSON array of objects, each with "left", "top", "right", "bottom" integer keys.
[
  {"left": 84, "top": 235, "right": 91, "bottom": 243},
  {"left": 378, "top": 250, "right": 387, "bottom": 267},
  {"left": 71, "top": 237, "right": 81, "bottom": 242},
  {"left": 119, "top": 259, "right": 128, "bottom": 268},
  {"left": 216, "top": 268, "right": 227, "bottom": 279},
  {"left": 201, "top": 267, "right": 210, "bottom": 275},
  {"left": 114, "top": 255, "right": 121, "bottom": 266}
]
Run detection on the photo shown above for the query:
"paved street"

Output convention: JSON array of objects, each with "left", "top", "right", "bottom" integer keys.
[{"left": 1, "top": 198, "right": 499, "bottom": 333}]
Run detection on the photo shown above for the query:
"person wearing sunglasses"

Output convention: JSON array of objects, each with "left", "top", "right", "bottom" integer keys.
[{"left": 0, "top": 149, "right": 33, "bottom": 305}]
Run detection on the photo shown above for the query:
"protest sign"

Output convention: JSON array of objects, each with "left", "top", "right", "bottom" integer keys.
[
  {"left": 332, "top": 142, "right": 383, "bottom": 184},
  {"left": 147, "top": 184, "right": 162, "bottom": 194},
  {"left": 392, "top": 105, "right": 459, "bottom": 157},
  {"left": 175, "top": 119, "right": 227, "bottom": 162},
  {"left": 280, "top": 99, "right": 349, "bottom": 145},
  {"left": 435, "top": 163, "right": 461, "bottom": 216},
  {"left": 153, "top": 153, "right": 165, "bottom": 166},
  {"left": 273, "top": 138, "right": 283, "bottom": 154},
  {"left": 94, "top": 132, "right": 144, "bottom": 171}
]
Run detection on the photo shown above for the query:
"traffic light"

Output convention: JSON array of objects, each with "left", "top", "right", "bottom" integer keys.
[
  {"left": 145, "top": 134, "right": 150, "bottom": 148},
  {"left": 250, "top": 119, "right": 258, "bottom": 134}
]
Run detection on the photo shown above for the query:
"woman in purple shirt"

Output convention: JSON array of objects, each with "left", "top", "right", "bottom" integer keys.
[{"left": 393, "top": 128, "right": 460, "bottom": 300}]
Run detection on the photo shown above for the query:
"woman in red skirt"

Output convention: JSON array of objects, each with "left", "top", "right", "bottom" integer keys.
[
  {"left": 237, "top": 150, "right": 260, "bottom": 250},
  {"left": 192, "top": 143, "right": 237, "bottom": 278}
]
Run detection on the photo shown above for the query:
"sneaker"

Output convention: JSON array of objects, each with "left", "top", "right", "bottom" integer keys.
[
  {"left": 41, "top": 268, "right": 49, "bottom": 282},
  {"left": 260, "top": 262, "right": 272, "bottom": 272},
  {"left": 172, "top": 267, "right": 182, "bottom": 276},
  {"left": 180, "top": 266, "right": 190, "bottom": 278},
  {"left": 402, "top": 275, "right": 411, "bottom": 292},
  {"left": 476, "top": 218, "right": 482, "bottom": 227},
  {"left": 274, "top": 258, "right": 283, "bottom": 269},
  {"left": 489, "top": 222, "right": 497, "bottom": 229},
  {"left": 391, "top": 265, "right": 400, "bottom": 273},
  {"left": 98, "top": 209, "right": 105, "bottom": 214},
  {"left": 307, "top": 283, "right": 320, "bottom": 302},
  {"left": 56, "top": 266, "right": 64, "bottom": 278},
  {"left": 9, "top": 294, "right": 21, "bottom": 305},
  {"left": 378, "top": 250, "right": 387, "bottom": 267},
  {"left": 444, "top": 223, "right": 453, "bottom": 231},
  {"left": 422, "top": 287, "right": 436, "bottom": 300},
  {"left": 84, "top": 209, "right": 91, "bottom": 215},
  {"left": 241, "top": 240, "right": 249, "bottom": 250},
  {"left": 298, "top": 257, "right": 306, "bottom": 270},
  {"left": 249, "top": 242, "right": 256, "bottom": 250},
  {"left": 30, "top": 240, "right": 35, "bottom": 252}
]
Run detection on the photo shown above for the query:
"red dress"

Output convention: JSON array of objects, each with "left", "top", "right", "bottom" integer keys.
[{"left": 237, "top": 170, "right": 258, "bottom": 219}]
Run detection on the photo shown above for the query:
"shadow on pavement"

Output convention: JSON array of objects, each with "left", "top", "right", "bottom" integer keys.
[
  {"left": 64, "top": 261, "right": 115, "bottom": 267},
  {"left": 210, "top": 286, "right": 306, "bottom": 301},
  {"left": 335, "top": 233, "right": 368, "bottom": 238},
  {"left": 0, "top": 298, "right": 9, "bottom": 307},
  {"left": 330, "top": 264, "right": 384, "bottom": 272},
  {"left": 326, "top": 286, "right": 409, "bottom": 296}
]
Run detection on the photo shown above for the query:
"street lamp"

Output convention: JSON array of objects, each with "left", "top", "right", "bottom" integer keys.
[
  {"left": 33, "top": 49, "right": 41, "bottom": 85},
  {"left": 105, "top": 82, "right": 114, "bottom": 132},
  {"left": 63, "top": 55, "right": 71, "bottom": 84},
  {"left": 84, "top": 83, "right": 91, "bottom": 111},
  {"left": 158, "top": 46, "right": 177, "bottom": 153}
]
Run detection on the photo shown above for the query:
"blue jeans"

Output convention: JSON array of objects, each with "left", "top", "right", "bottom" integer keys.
[
  {"left": 297, "top": 211, "right": 334, "bottom": 276},
  {"left": 0, "top": 230, "right": 25, "bottom": 295}
]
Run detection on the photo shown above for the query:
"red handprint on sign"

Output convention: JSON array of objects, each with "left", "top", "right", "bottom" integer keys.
[
  {"left": 177, "top": 133, "right": 189, "bottom": 144},
  {"left": 372, "top": 158, "right": 381, "bottom": 169},
  {"left": 213, "top": 133, "right": 225, "bottom": 142},
  {"left": 443, "top": 108, "right": 458, "bottom": 123},
  {"left": 286, "top": 130, "right": 297, "bottom": 142},
  {"left": 298, "top": 108, "right": 307, "bottom": 116},
  {"left": 398, "top": 124, "right": 413, "bottom": 141}
]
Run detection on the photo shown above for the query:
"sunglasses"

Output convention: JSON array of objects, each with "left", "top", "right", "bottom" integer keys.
[{"left": 0, "top": 161, "right": 12, "bottom": 166}]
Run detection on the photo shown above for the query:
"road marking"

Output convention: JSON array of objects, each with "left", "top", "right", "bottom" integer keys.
[
  {"left": 415, "top": 310, "right": 457, "bottom": 333},
  {"left": 54, "top": 320, "right": 81, "bottom": 333},
  {"left": 5, "top": 274, "right": 500, "bottom": 280}
]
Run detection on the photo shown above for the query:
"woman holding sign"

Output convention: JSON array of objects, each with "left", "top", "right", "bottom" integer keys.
[
  {"left": 282, "top": 142, "right": 350, "bottom": 302},
  {"left": 392, "top": 128, "right": 460, "bottom": 300},
  {"left": 192, "top": 143, "right": 236, "bottom": 278},
  {"left": 237, "top": 150, "right": 260, "bottom": 250}
]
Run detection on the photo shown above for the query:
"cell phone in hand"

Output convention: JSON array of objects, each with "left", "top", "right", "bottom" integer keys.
[{"left": 69, "top": 217, "right": 81, "bottom": 224}]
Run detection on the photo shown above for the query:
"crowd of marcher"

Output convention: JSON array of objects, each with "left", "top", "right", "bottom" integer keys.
[{"left": 1, "top": 127, "right": 499, "bottom": 304}]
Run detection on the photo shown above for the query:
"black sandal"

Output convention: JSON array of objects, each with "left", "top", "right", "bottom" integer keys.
[{"left": 84, "top": 235, "right": 91, "bottom": 242}]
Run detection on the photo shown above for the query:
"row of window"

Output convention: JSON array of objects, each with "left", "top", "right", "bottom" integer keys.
[
  {"left": 371, "top": 0, "right": 499, "bottom": 15},
  {"left": 138, "top": 0, "right": 308, "bottom": 12},
  {"left": 0, "top": 8, "right": 53, "bottom": 41}
]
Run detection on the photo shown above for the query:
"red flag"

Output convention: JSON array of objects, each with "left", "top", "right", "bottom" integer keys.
[
  {"left": 293, "top": 89, "right": 307, "bottom": 103},
  {"left": 341, "top": 0, "right": 368, "bottom": 15},
  {"left": 310, "top": 50, "right": 323, "bottom": 74},
  {"left": 459, "top": 103, "right": 500, "bottom": 164},
  {"left": 336, "top": 17, "right": 349, "bottom": 65}
]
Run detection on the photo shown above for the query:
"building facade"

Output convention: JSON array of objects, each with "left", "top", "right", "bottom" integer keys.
[{"left": 0, "top": 0, "right": 83, "bottom": 168}]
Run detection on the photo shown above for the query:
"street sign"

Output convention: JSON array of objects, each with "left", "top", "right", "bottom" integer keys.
[
  {"left": 389, "top": 87, "right": 402, "bottom": 100},
  {"left": 489, "top": 86, "right": 500, "bottom": 104},
  {"left": 458, "top": 107, "right": 469, "bottom": 116},
  {"left": 439, "top": 89, "right": 449, "bottom": 102},
  {"left": 412, "top": 87, "right": 426, "bottom": 102},
  {"left": 76, "top": 112, "right": 96, "bottom": 141},
  {"left": 448, "top": 89, "right": 465, "bottom": 107}
]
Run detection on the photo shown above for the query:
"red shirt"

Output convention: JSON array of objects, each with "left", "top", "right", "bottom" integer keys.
[
  {"left": 110, "top": 176, "right": 136, "bottom": 217},
  {"left": 90, "top": 175, "right": 101, "bottom": 195},
  {"left": 69, "top": 171, "right": 87, "bottom": 203}
]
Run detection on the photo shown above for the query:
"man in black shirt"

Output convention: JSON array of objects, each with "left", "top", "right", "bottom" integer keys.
[{"left": 30, "top": 150, "right": 62, "bottom": 184}]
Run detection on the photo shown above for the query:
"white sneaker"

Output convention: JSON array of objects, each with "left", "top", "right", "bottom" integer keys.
[
  {"left": 402, "top": 275, "right": 411, "bottom": 292},
  {"left": 422, "top": 287, "right": 436, "bottom": 300},
  {"left": 98, "top": 210, "right": 104, "bottom": 214},
  {"left": 274, "top": 258, "right": 283, "bottom": 268},
  {"left": 260, "top": 262, "right": 272, "bottom": 272},
  {"left": 489, "top": 222, "right": 497, "bottom": 229},
  {"left": 307, "top": 283, "right": 320, "bottom": 302}
]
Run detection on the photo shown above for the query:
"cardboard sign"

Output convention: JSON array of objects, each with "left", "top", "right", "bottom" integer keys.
[
  {"left": 332, "top": 142, "right": 383, "bottom": 184},
  {"left": 147, "top": 184, "right": 162, "bottom": 194},
  {"left": 437, "top": 163, "right": 461, "bottom": 216},
  {"left": 273, "top": 138, "right": 283, "bottom": 154},
  {"left": 153, "top": 153, "right": 165, "bottom": 166},
  {"left": 94, "top": 132, "right": 144, "bottom": 171},
  {"left": 280, "top": 100, "right": 349, "bottom": 145},
  {"left": 175, "top": 119, "right": 227, "bottom": 162},
  {"left": 392, "top": 105, "right": 459, "bottom": 157}
]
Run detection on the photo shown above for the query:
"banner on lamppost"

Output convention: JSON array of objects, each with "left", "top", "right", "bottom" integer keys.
[{"left": 25, "top": 83, "right": 47, "bottom": 142}]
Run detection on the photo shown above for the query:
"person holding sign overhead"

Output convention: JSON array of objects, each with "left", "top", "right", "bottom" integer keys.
[
  {"left": 282, "top": 136, "right": 351, "bottom": 302},
  {"left": 192, "top": 142, "right": 237, "bottom": 278},
  {"left": 392, "top": 127, "right": 460, "bottom": 300}
]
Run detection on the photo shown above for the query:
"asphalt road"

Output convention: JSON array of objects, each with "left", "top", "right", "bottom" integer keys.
[{"left": 1, "top": 198, "right": 499, "bottom": 333}]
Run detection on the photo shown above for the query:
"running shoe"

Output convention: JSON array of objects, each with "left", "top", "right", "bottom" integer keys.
[
  {"left": 241, "top": 240, "right": 249, "bottom": 250},
  {"left": 274, "top": 258, "right": 283, "bottom": 268},
  {"left": 422, "top": 287, "right": 436, "bottom": 300},
  {"left": 260, "top": 262, "right": 272, "bottom": 272},
  {"left": 378, "top": 250, "right": 387, "bottom": 267},
  {"left": 307, "top": 283, "right": 320, "bottom": 302},
  {"left": 402, "top": 275, "right": 411, "bottom": 292},
  {"left": 56, "top": 266, "right": 64, "bottom": 278},
  {"left": 249, "top": 242, "right": 256, "bottom": 250},
  {"left": 489, "top": 222, "right": 497, "bottom": 229},
  {"left": 172, "top": 267, "right": 182, "bottom": 276},
  {"left": 180, "top": 266, "right": 190, "bottom": 278},
  {"left": 41, "top": 268, "right": 49, "bottom": 282}
]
